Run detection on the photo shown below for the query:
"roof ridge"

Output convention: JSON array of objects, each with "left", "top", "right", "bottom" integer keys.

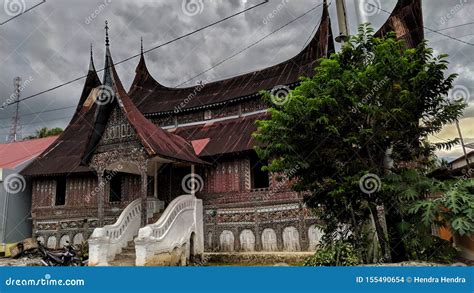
[{"left": 128, "top": 3, "right": 333, "bottom": 100}]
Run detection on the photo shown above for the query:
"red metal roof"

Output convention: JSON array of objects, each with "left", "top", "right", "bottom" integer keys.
[
  {"left": 175, "top": 112, "right": 270, "bottom": 157},
  {"left": 0, "top": 136, "right": 59, "bottom": 169}
]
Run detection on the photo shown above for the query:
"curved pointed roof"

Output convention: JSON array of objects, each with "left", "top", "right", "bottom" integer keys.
[
  {"left": 375, "top": 0, "right": 424, "bottom": 48},
  {"left": 22, "top": 54, "right": 102, "bottom": 176},
  {"left": 82, "top": 44, "right": 206, "bottom": 165},
  {"left": 129, "top": 2, "right": 335, "bottom": 115}
]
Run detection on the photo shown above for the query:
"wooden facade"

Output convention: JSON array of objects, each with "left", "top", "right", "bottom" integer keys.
[{"left": 22, "top": 0, "right": 423, "bottom": 252}]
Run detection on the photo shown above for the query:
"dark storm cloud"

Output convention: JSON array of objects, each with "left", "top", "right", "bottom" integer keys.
[{"left": 0, "top": 0, "right": 473, "bottom": 160}]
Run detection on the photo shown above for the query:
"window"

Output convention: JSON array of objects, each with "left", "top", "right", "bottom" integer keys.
[
  {"left": 109, "top": 173, "right": 122, "bottom": 203},
  {"left": 250, "top": 155, "right": 269, "bottom": 189},
  {"left": 55, "top": 177, "right": 66, "bottom": 206},
  {"left": 204, "top": 110, "right": 212, "bottom": 120}
]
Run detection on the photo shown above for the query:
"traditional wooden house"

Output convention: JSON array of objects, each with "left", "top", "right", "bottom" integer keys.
[{"left": 21, "top": 0, "right": 423, "bottom": 263}]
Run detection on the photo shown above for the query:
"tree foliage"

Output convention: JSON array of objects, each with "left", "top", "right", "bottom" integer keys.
[
  {"left": 25, "top": 127, "right": 63, "bottom": 140},
  {"left": 254, "top": 25, "right": 467, "bottom": 262}
]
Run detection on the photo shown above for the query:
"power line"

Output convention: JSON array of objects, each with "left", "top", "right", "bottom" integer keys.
[
  {"left": 0, "top": 115, "right": 72, "bottom": 130},
  {"left": 175, "top": 2, "right": 325, "bottom": 87},
  {"left": 2, "top": 1, "right": 320, "bottom": 120},
  {"left": 0, "top": 105, "right": 76, "bottom": 121},
  {"left": 429, "top": 21, "right": 474, "bottom": 33},
  {"left": 1, "top": 0, "right": 268, "bottom": 109},
  {"left": 367, "top": 3, "right": 474, "bottom": 47},
  {"left": 0, "top": 0, "right": 46, "bottom": 26}
]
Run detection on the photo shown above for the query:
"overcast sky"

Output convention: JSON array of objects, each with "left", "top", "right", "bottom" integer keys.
[{"left": 0, "top": 0, "right": 473, "bottom": 161}]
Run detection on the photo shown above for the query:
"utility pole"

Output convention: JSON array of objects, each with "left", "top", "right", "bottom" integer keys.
[
  {"left": 455, "top": 120, "right": 471, "bottom": 168},
  {"left": 8, "top": 77, "right": 21, "bottom": 142},
  {"left": 335, "top": 0, "right": 350, "bottom": 44}
]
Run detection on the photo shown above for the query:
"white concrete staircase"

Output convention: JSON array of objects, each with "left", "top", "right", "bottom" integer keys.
[
  {"left": 88, "top": 198, "right": 164, "bottom": 266},
  {"left": 135, "top": 194, "right": 204, "bottom": 266},
  {"left": 108, "top": 213, "right": 163, "bottom": 267}
]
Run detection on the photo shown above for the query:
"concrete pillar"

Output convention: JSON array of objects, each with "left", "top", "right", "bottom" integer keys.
[
  {"left": 154, "top": 162, "right": 158, "bottom": 198},
  {"left": 97, "top": 170, "right": 105, "bottom": 227},
  {"left": 140, "top": 171, "right": 148, "bottom": 227}
]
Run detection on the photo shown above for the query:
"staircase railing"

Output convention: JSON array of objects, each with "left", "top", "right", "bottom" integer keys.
[
  {"left": 135, "top": 194, "right": 204, "bottom": 266},
  {"left": 88, "top": 197, "right": 163, "bottom": 266}
]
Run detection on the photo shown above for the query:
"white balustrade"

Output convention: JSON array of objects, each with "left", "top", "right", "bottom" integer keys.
[
  {"left": 88, "top": 197, "right": 163, "bottom": 266},
  {"left": 135, "top": 194, "right": 204, "bottom": 266}
]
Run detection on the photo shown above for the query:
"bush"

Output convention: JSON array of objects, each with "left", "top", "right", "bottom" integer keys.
[
  {"left": 304, "top": 241, "right": 361, "bottom": 266},
  {"left": 403, "top": 233, "right": 458, "bottom": 263}
]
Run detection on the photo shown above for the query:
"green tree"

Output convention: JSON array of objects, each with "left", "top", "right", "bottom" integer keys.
[
  {"left": 25, "top": 127, "right": 63, "bottom": 140},
  {"left": 254, "top": 25, "right": 466, "bottom": 263}
]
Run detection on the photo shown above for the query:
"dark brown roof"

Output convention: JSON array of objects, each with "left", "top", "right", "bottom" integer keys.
[
  {"left": 128, "top": 2, "right": 335, "bottom": 115},
  {"left": 22, "top": 0, "right": 425, "bottom": 176},
  {"left": 375, "top": 0, "right": 424, "bottom": 47},
  {"left": 22, "top": 57, "right": 101, "bottom": 176},
  {"left": 175, "top": 112, "right": 270, "bottom": 157},
  {"left": 82, "top": 47, "right": 206, "bottom": 165}
]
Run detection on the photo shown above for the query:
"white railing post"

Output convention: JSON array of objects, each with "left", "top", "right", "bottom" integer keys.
[{"left": 191, "top": 164, "right": 196, "bottom": 197}]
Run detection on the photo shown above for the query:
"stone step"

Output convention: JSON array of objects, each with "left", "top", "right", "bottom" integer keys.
[
  {"left": 122, "top": 246, "right": 135, "bottom": 253},
  {"left": 148, "top": 212, "right": 163, "bottom": 224},
  {"left": 110, "top": 258, "right": 135, "bottom": 267},
  {"left": 109, "top": 211, "right": 163, "bottom": 267},
  {"left": 116, "top": 251, "right": 136, "bottom": 258}
]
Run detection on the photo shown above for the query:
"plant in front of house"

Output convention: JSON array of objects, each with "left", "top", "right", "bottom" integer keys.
[{"left": 255, "top": 24, "right": 468, "bottom": 264}]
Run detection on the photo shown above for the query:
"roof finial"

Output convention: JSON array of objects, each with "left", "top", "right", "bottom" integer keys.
[
  {"left": 105, "top": 20, "right": 110, "bottom": 47},
  {"left": 89, "top": 43, "right": 96, "bottom": 71},
  {"left": 141, "top": 37, "right": 144, "bottom": 55}
]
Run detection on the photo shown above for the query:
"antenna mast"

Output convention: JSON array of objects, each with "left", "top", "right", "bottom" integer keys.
[{"left": 8, "top": 77, "right": 22, "bottom": 142}]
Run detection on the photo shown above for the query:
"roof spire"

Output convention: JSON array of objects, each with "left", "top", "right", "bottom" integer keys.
[
  {"left": 141, "top": 37, "right": 144, "bottom": 55},
  {"left": 105, "top": 20, "right": 110, "bottom": 47},
  {"left": 89, "top": 43, "right": 95, "bottom": 71}
]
